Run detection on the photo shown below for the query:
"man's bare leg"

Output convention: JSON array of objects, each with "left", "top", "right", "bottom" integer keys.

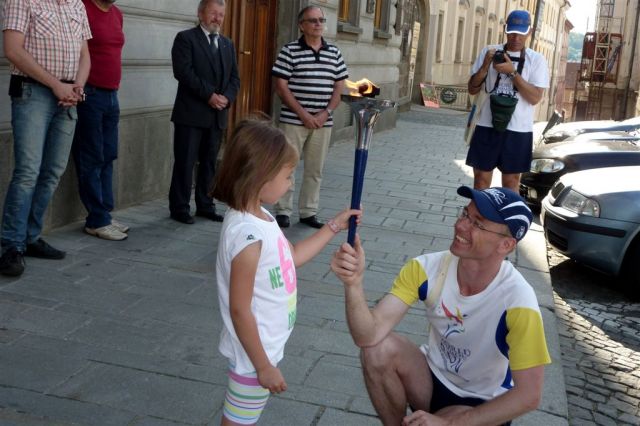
[
  {"left": 501, "top": 172, "right": 520, "bottom": 193},
  {"left": 473, "top": 168, "right": 493, "bottom": 190},
  {"left": 360, "top": 333, "right": 431, "bottom": 425}
]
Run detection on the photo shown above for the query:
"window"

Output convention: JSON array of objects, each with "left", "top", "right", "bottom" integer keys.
[
  {"left": 472, "top": 23, "right": 480, "bottom": 63},
  {"left": 374, "top": 0, "right": 391, "bottom": 36},
  {"left": 436, "top": 11, "right": 444, "bottom": 61},
  {"left": 338, "top": 0, "right": 362, "bottom": 34},
  {"left": 455, "top": 18, "right": 464, "bottom": 63},
  {"left": 487, "top": 28, "right": 493, "bottom": 46}
]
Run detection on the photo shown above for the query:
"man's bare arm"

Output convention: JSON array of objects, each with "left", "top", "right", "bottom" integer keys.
[
  {"left": 494, "top": 57, "right": 544, "bottom": 105},
  {"left": 327, "top": 78, "right": 344, "bottom": 111},
  {"left": 331, "top": 237, "right": 410, "bottom": 347},
  {"left": 74, "top": 40, "right": 90, "bottom": 88},
  {"left": 468, "top": 49, "right": 495, "bottom": 95}
]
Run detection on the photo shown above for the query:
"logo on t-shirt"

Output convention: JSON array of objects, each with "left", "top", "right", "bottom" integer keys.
[
  {"left": 439, "top": 339, "right": 471, "bottom": 373},
  {"left": 442, "top": 302, "right": 467, "bottom": 337}
]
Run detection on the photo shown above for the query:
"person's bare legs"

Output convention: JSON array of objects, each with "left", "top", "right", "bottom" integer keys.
[
  {"left": 501, "top": 172, "right": 521, "bottom": 193},
  {"left": 360, "top": 332, "right": 431, "bottom": 425},
  {"left": 473, "top": 168, "right": 493, "bottom": 190}
]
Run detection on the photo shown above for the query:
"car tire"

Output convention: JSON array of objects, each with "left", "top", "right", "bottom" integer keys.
[{"left": 622, "top": 239, "right": 640, "bottom": 290}]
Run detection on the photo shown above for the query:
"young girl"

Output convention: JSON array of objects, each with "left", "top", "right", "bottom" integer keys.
[{"left": 212, "top": 118, "right": 360, "bottom": 425}]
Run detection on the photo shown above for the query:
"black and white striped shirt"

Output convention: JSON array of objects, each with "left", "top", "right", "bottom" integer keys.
[{"left": 272, "top": 37, "right": 348, "bottom": 127}]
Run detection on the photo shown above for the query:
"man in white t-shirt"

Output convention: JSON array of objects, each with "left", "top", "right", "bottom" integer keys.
[
  {"left": 466, "top": 10, "right": 549, "bottom": 193},
  {"left": 331, "top": 186, "right": 550, "bottom": 426}
]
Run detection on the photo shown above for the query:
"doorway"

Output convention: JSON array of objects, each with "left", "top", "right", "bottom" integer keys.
[
  {"left": 397, "top": 0, "right": 427, "bottom": 107},
  {"left": 224, "top": 0, "right": 278, "bottom": 128}
]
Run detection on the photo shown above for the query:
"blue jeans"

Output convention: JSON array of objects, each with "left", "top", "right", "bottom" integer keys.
[
  {"left": 1, "top": 82, "right": 77, "bottom": 252},
  {"left": 72, "top": 84, "right": 120, "bottom": 229}
]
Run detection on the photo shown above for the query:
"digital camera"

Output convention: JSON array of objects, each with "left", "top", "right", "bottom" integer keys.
[{"left": 493, "top": 50, "right": 506, "bottom": 64}]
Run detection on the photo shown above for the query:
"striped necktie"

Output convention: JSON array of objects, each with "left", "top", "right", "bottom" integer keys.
[{"left": 209, "top": 33, "right": 219, "bottom": 53}]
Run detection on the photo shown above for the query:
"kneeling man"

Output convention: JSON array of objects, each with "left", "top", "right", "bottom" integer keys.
[{"left": 331, "top": 186, "right": 550, "bottom": 426}]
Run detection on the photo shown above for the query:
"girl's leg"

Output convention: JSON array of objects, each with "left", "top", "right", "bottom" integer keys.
[{"left": 222, "top": 367, "right": 270, "bottom": 425}]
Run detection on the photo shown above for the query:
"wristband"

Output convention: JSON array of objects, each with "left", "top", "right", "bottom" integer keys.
[{"left": 327, "top": 219, "right": 340, "bottom": 234}]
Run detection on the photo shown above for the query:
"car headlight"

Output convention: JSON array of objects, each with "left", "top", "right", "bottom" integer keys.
[
  {"left": 559, "top": 189, "right": 600, "bottom": 217},
  {"left": 530, "top": 158, "right": 565, "bottom": 173}
]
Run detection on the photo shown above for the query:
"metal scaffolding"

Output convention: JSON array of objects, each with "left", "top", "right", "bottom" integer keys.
[{"left": 577, "top": 0, "right": 624, "bottom": 120}]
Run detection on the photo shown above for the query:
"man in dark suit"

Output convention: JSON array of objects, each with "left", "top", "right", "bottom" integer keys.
[{"left": 169, "top": 0, "right": 240, "bottom": 224}]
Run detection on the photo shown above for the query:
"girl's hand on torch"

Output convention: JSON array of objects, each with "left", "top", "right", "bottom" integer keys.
[
  {"left": 331, "top": 234, "right": 365, "bottom": 287},
  {"left": 331, "top": 207, "right": 362, "bottom": 232}
]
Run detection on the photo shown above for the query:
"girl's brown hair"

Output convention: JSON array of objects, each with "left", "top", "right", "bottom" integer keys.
[{"left": 212, "top": 118, "right": 298, "bottom": 211}]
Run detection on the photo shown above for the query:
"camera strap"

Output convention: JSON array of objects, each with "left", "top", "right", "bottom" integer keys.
[{"left": 490, "top": 44, "right": 526, "bottom": 94}]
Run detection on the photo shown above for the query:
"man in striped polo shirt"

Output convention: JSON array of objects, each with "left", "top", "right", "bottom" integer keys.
[{"left": 271, "top": 5, "right": 348, "bottom": 229}]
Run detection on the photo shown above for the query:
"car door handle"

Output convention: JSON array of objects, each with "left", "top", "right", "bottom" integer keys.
[{"left": 241, "top": 51, "right": 251, "bottom": 55}]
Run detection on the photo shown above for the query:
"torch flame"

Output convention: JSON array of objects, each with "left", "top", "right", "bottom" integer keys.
[{"left": 345, "top": 78, "right": 375, "bottom": 96}]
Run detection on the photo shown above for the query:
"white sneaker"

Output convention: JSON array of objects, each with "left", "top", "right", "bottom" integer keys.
[
  {"left": 111, "top": 219, "right": 129, "bottom": 233},
  {"left": 85, "top": 224, "right": 128, "bottom": 241}
]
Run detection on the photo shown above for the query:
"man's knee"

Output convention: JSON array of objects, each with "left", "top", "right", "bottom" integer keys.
[{"left": 360, "top": 336, "right": 398, "bottom": 373}]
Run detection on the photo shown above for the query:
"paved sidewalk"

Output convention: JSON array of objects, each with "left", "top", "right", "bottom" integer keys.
[{"left": 0, "top": 106, "right": 568, "bottom": 425}]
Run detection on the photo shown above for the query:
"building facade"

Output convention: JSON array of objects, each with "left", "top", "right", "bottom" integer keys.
[
  {"left": 418, "top": 0, "right": 570, "bottom": 121},
  {"left": 530, "top": 0, "right": 572, "bottom": 119},
  {"left": 0, "top": 0, "right": 581, "bottom": 231},
  {"left": 0, "top": 0, "right": 409, "bottom": 230},
  {"left": 571, "top": 0, "right": 640, "bottom": 120}
]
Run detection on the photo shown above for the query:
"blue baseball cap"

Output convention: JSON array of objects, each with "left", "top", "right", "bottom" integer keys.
[
  {"left": 457, "top": 186, "right": 532, "bottom": 241},
  {"left": 505, "top": 10, "right": 531, "bottom": 35}
]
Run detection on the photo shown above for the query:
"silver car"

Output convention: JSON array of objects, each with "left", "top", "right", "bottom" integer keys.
[
  {"left": 541, "top": 165, "right": 640, "bottom": 282},
  {"left": 540, "top": 115, "right": 640, "bottom": 144}
]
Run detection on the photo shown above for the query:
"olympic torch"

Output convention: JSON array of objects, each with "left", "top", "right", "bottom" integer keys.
[{"left": 342, "top": 79, "right": 396, "bottom": 246}]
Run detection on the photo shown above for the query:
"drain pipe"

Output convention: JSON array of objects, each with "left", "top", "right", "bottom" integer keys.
[
  {"left": 622, "top": 0, "right": 640, "bottom": 117},
  {"left": 530, "top": 0, "right": 543, "bottom": 49}
]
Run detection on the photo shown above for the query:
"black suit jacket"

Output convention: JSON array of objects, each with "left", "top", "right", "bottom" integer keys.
[{"left": 170, "top": 26, "right": 240, "bottom": 129}]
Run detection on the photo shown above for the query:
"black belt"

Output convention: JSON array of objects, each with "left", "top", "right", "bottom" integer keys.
[{"left": 14, "top": 75, "right": 74, "bottom": 85}]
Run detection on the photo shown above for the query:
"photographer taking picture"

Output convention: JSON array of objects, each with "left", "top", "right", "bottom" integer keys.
[{"left": 466, "top": 10, "right": 549, "bottom": 193}]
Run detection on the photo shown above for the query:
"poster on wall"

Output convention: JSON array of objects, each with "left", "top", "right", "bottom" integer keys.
[{"left": 419, "top": 83, "right": 439, "bottom": 108}]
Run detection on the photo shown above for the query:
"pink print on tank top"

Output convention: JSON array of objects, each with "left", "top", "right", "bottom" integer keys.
[{"left": 277, "top": 236, "right": 297, "bottom": 294}]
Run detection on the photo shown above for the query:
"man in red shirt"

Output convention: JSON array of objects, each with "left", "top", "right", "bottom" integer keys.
[{"left": 72, "top": 0, "right": 127, "bottom": 240}]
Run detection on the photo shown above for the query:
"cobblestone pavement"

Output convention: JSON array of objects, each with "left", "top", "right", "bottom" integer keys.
[
  {"left": 548, "top": 247, "right": 640, "bottom": 426},
  {"left": 0, "top": 106, "right": 566, "bottom": 425}
]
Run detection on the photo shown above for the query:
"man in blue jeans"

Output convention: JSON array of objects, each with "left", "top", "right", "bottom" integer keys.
[
  {"left": 0, "top": 0, "right": 92, "bottom": 276},
  {"left": 72, "top": 0, "right": 127, "bottom": 241}
]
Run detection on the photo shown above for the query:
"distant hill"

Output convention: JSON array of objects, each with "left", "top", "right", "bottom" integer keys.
[{"left": 568, "top": 32, "right": 584, "bottom": 62}]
